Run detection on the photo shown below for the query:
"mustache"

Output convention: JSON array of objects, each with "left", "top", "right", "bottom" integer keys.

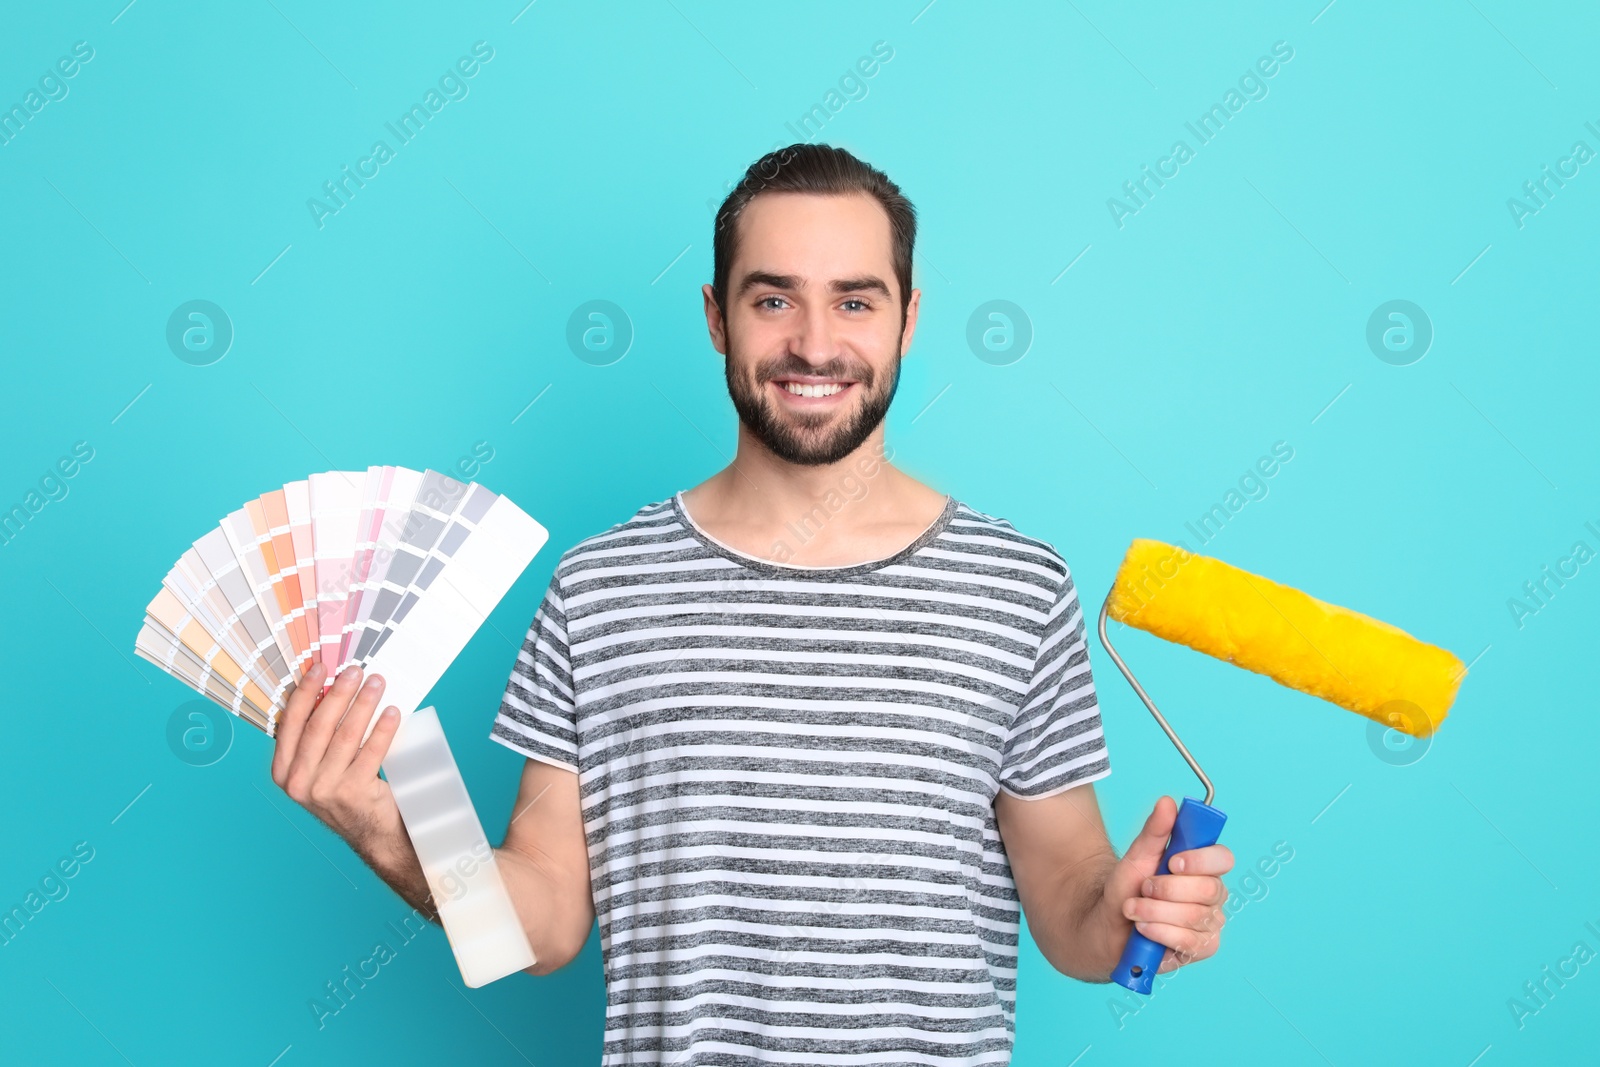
[{"left": 755, "top": 356, "right": 875, "bottom": 383}]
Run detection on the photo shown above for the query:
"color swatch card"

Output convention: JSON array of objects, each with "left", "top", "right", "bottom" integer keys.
[
  {"left": 135, "top": 467, "right": 549, "bottom": 736},
  {"left": 135, "top": 466, "right": 549, "bottom": 988}
]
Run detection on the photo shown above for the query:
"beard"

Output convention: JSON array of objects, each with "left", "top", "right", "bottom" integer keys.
[{"left": 724, "top": 337, "right": 902, "bottom": 467}]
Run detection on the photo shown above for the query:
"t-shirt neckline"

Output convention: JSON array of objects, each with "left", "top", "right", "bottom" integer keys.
[{"left": 672, "top": 490, "right": 958, "bottom": 578}]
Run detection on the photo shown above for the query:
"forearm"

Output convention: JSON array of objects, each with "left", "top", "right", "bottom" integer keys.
[
  {"left": 495, "top": 844, "right": 594, "bottom": 976},
  {"left": 1028, "top": 850, "right": 1128, "bottom": 983},
  {"left": 353, "top": 825, "right": 441, "bottom": 925},
  {"left": 353, "top": 825, "right": 590, "bottom": 976}
]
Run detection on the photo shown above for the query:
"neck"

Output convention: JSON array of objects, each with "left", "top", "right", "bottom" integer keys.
[{"left": 683, "top": 423, "right": 937, "bottom": 552}]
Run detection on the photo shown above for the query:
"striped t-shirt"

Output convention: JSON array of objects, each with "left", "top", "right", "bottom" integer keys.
[{"left": 489, "top": 490, "right": 1112, "bottom": 1066}]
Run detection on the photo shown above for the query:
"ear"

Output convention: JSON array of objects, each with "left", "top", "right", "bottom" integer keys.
[
  {"left": 703, "top": 283, "right": 728, "bottom": 355},
  {"left": 899, "top": 286, "right": 922, "bottom": 356}
]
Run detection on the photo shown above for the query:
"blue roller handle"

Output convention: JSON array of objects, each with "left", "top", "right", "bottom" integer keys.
[{"left": 1111, "top": 796, "right": 1227, "bottom": 994}]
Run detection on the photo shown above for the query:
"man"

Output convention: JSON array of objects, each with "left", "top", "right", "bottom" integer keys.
[{"left": 272, "top": 143, "right": 1234, "bottom": 1065}]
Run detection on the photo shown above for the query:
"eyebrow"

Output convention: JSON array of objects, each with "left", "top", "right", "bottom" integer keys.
[{"left": 735, "top": 271, "right": 892, "bottom": 300}]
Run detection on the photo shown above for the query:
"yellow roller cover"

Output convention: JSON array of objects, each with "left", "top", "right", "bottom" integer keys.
[{"left": 1106, "top": 539, "right": 1464, "bottom": 737}]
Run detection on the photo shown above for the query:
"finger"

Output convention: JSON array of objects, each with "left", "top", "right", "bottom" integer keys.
[
  {"left": 291, "top": 664, "right": 363, "bottom": 779},
  {"left": 1145, "top": 873, "right": 1229, "bottom": 907},
  {"left": 1124, "top": 896, "right": 1217, "bottom": 933},
  {"left": 324, "top": 673, "right": 387, "bottom": 772},
  {"left": 350, "top": 705, "right": 403, "bottom": 780},
  {"left": 1168, "top": 926, "right": 1222, "bottom": 965},
  {"left": 1168, "top": 842, "right": 1234, "bottom": 876},
  {"left": 271, "top": 661, "right": 326, "bottom": 784},
  {"left": 1133, "top": 919, "right": 1218, "bottom": 961}
]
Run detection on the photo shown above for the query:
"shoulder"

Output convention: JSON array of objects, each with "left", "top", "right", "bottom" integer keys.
[
  {"left": 549, "top": 495, "right": 683, "bottom": 584},
  {"left": 946, "top": 499, "right": 1076, "bottom": 596}
]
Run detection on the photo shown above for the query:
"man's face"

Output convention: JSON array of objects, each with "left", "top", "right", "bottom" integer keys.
[{"left": 707, "top": 191, "right": 918, "bottom": 467}]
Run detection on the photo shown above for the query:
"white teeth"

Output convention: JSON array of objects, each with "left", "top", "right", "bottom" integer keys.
[{"left": 782, "top": 382, "right": 846, "bottom": 398}]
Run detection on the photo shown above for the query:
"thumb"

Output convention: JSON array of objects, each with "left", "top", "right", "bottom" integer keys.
[{"left": 1107, "top": 795, "right": 1177, "bottom": 902}]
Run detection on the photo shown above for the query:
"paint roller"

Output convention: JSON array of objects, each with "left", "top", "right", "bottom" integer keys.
[{"left": 1096, "top": 538, "right": 1466, "bottom": 993}]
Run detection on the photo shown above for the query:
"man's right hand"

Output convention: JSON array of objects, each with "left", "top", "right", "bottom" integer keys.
[
  {"left": 270, "top": 661, "right": 409, "bottom": 868},
  {"left": 269, "top": 658, "right": 597, "bottom": 972}
]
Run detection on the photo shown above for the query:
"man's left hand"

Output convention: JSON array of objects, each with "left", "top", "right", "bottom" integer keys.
[{"left": 1101, "top": 795, "right": 1235, "bottom": 975}]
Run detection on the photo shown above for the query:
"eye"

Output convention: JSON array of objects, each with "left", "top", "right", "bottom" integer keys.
[
  {"left": 841, "top": 298, "right": 871, "bottom": 313},
  {"left": 757, "top": 296, "right": 790, "bottom": 311}
]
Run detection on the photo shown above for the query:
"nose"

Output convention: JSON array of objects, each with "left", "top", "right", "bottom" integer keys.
[{"left": 790, "top": 300, "right": 840, "bottom": 370}]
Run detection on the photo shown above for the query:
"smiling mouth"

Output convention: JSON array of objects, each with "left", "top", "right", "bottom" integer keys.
[{"left": 771, "top": 378, "right": 857, "bottom": 401}]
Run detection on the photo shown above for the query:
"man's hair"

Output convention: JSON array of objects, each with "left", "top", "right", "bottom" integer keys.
[{"left": 711, "top": 143, "right": 916, "bottom": 325}]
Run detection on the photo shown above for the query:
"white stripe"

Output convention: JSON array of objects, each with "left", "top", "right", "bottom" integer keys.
[{"left": 578, "top": 620, "right": 1036, "bottom": 670}]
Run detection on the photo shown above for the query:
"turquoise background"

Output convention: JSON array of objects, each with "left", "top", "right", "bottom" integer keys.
[{"left": 2, "top": 0, "right": 1595, "bottom": 1063}]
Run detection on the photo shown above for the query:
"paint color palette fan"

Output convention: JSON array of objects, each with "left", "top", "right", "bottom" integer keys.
[
  {"left": 133, "top": 466, "right": 549, "bottom": 987},
  {"left": 134, "top": 466, "right": 548, "bottom": 738}
]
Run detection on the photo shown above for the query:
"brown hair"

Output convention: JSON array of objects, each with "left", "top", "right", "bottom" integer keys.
[{"left": 711, "top": 143, "right": 916, "bottom": 325}]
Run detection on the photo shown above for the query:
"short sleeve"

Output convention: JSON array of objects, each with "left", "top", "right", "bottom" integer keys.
[
  {"left": 998, "top": 563, "right": 1112, "bottom": 799},
  {"left": 489, "top": 570, "right": 579, "bottom": 772}
]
